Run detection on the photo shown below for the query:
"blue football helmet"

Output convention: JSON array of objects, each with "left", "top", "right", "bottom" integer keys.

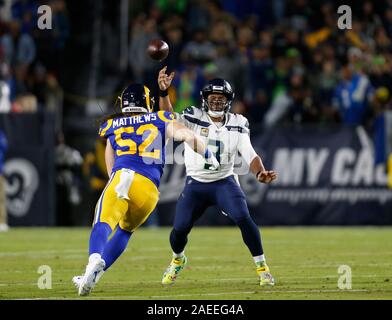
[
  {"left": 119, "top": 84, "right": 155, "bottom": 113},
  {"left": 200, "top": 78, "right": 235, "bottom": 116}
]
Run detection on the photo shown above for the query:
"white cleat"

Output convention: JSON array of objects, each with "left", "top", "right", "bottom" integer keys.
[
  {"left": 78, "top": 257, "right": 105, "bottom": 296},
  {"left": 72, "top": 275, "right": 83, "bottom": 289}
]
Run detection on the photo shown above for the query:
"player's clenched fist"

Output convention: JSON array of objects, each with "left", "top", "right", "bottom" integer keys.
[
  {"left": 158, "top": 66, "right": 175, "bottom": 91},
  {"left": 256, "top": 170, "right": 277, "bottom": 183}
]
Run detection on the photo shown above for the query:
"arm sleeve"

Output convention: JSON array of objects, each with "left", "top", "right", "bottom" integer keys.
[{"left": 238, "top": 133, "right": 258, "bottom": 165}]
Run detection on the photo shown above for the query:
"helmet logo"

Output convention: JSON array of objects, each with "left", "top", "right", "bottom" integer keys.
[{"left": 212, "top": 85, "right": 224, "bottom": 91}]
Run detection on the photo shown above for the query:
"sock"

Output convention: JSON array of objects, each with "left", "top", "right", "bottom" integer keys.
[
  {"left": 88, "top": 253, "right": 106, "bottom": 283},
  {"left": 173, "top": 251, "right": 185, "bottom": 259},
  {"left": 102, "top": 227, "right": 132, "bottom": 271},
  {"left": 89, "top": 222, "right": 112, "bottom": 256},
  {"left": 253, "top": 254, "right": 266, "bottom": 267},
  {"left": 89, "top": 253, "right": 102, "bottom": 263},
  {"left": 169, "top": 228, "right": 189, "bottom": 254},
  {"left": 236, "top": 216, "right": 264, "bottom": 257}
]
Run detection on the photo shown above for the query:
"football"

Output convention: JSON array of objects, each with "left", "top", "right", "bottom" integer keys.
[{"left": 147, "top": 39, "right": 169, "bottom": 61}]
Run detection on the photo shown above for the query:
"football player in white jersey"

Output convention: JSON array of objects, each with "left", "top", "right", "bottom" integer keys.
[{"left": 158, "top": 67, "right": 277, "bottom": 286}]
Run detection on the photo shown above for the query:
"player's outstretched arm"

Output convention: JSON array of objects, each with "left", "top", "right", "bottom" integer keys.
[
  {"left": 166, "top": 121, "right": 219, "bottom": 169},
  {"left": 105, "top": 139, "right": 114, "bottom": 177},
  {"left": 250, "top": 156, "right": 278, "bottom": 184},
  {"left": 158, "top": 66, "right": 175, "bottom": 112}
]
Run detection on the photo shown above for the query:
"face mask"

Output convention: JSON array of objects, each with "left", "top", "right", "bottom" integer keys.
[{"left": 206, "top": 97, "right": 227, "bottom": 117}]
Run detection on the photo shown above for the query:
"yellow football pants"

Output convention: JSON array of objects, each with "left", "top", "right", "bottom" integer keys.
[{"left": 93, "top": 169, "right": 159, "bottom": 232}]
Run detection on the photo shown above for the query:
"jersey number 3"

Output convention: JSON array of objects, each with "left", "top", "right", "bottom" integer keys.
[
  {"left": 114, "top": 124, "right": 160, "bottom": 159},
  {"left": 204, "top": 139, "right": 223, "bottom": 170}
]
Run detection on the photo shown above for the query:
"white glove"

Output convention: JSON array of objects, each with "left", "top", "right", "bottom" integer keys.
[{"left": 205, "top": 149, "right": 220, "bottom": 171}]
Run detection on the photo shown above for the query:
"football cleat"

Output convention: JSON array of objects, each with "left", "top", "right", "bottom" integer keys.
[
  {"left": 256, "top": 264, "right": 275, "bottom": 287},
  {"left": 78, "top": 257, "right": 105, "bottom": 296},
  {"left": 72, "top": 275, "right": 83, "bottom": 289},
  {"left": 162, "top": 255, "right": 187, "bottom": 285}
]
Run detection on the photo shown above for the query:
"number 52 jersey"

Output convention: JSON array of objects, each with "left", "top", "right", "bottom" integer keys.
[{"left": 98, "top": 111, "right": 174, "bottom": 187}]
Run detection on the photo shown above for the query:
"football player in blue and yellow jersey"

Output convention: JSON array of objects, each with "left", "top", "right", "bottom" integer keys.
[{"left": 74, "top": 84, "right": 219, "bottom": 296}]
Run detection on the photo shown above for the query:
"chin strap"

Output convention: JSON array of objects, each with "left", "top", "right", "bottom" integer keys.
[{"left": 207, "top": 110, "right": 225, "bottom": 118}]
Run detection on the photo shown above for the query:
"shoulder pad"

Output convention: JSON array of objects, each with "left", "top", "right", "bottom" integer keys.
[
  {"left": 182, "top": 106, "right": 194, "bottom": 115},
  {"left": 182, "top": 106, "right": 202, "bottom": 117},
  {"left": 232, "top": 114, "right": 249, "bottom": 128},
  {"left": 225, "top": 114, "right": 250, "bottom": 134}
]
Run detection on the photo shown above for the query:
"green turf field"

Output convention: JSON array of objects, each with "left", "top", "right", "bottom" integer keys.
[{"left": 0, "top": 227, "right": 391, "bottom": 300}]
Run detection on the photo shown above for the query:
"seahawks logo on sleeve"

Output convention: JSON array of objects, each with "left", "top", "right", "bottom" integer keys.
[
  {"left": 182, "top": 106, "right": 195, "bottom": 115},
  {"left": 175, "top": 106, "right": 202, "bottom": 129},
  {"left": 173, "top": 106, "right": 195, "bottom": 120}
]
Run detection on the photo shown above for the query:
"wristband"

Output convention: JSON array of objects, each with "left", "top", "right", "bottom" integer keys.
[
  {"left": 256, "top": 170, "right": 262, "bottom": 178},
  {"left": 159, "top": 89, "right": 169, "bottom": 97}
]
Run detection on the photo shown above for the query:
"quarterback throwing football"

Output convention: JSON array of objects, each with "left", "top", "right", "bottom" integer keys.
[{"left": 158, "top": 67, "right": 277, "bottom": 286}]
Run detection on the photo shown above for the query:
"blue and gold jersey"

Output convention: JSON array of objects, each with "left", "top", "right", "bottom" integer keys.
[{"left": 99, "top": 111, "right": 174, "bottom": 187}]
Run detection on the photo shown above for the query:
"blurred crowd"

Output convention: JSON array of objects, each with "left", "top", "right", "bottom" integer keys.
[
  {"left": 0, "top": 0, "right": 72, "bottom": 227},
  {"left": 0, "top": 0, "right": 68, "bottom": 116},
  {"left": 127, "top": 0, "right": 392, "bottom": 130},
  {"left": 1, "top": 0, "right": 391, "bottom": 131}
]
